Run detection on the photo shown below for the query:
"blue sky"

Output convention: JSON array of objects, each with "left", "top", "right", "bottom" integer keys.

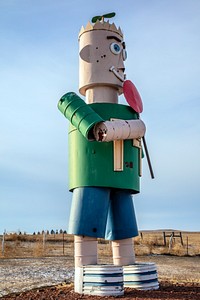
[{"left": 0, "top": 0, "right": 199, "bottom": 234}]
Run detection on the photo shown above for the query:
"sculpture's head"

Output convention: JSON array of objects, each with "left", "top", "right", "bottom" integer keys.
[{"left": 79, "top": 20, "right": 127, "bottom": 96}]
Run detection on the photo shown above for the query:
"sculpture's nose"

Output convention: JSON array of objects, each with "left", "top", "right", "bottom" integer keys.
[{"left": 118, "top": 58, "right": 125, "bottom": 71}]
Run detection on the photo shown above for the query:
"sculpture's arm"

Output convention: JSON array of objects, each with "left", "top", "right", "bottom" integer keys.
[
  {"left": 58, "top": 92, "right": 104, "bottom": 140},
  {"left": 93, "top": 119, "right": 146, "bottom": 142},
  {"left": 58, "top": 92, "right": 145, "bottom": 143}
]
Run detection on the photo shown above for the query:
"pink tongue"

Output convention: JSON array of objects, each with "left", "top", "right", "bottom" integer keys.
[{"left": 123, "top": 80, "right": 143, "bottom": 113}]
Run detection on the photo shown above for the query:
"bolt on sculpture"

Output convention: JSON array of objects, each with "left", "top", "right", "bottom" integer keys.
[{"left": 58, "top": 13, "right": 157, "bottom": 294}]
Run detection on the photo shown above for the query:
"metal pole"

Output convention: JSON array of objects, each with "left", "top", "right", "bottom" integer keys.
[{"left": 142, "top": 136, "right": 154, "bottom": 179}]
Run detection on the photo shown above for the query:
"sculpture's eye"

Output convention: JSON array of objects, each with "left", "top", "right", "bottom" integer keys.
[{"left": 110, "top": 43, "right": 122, "bottom": 55}]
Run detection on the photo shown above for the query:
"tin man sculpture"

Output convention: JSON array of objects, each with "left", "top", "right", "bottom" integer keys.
[{"left": 58, "top": 13, "right": 154, "bottom": 293}]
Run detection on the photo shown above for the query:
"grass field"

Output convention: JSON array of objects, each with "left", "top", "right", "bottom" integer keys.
[{"left": 0, "top": 230, "right": 199, "bottom": 259}]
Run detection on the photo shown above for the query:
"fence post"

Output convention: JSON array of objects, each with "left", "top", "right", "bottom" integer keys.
[
  {"left": 186, "top": 236, "right": 189, "bottom": 256},
  {"left": 180, "top": 232, "right": 184, "bottom": 246},
  {"left": 2, "top": 231, "right": 5, "bottom": 256},
  {"left": 43, "top": 231, "right": 46, "bottom": 252},
  {"left": 169, "top": 233, "right": 174, "bottom": 251},
  {"left": 163, "top": 232, "right": 166, "bottom": 246},
  {"left": 63, "top": 232, "right": 65, "bottom": 255}
]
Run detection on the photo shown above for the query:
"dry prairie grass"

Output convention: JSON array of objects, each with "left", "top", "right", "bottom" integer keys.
[
  {"left": 134, "top": 230, "right": 200, "bottom": 257},
  {"left": 0, "top": 231, "right": 199, "bottom": 259}
]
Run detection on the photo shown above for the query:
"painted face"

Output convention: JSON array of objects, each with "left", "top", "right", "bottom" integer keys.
[
  {"left": 107, "top": 35, "right": 127, "bottom": 82},
  {"left": 79, "top": 29, "right": 127, "bottom": 96}
]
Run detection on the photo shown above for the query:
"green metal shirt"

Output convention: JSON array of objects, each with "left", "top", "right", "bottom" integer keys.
[{"left": 68, "top": 102, "right": 141, "bottom": 194}]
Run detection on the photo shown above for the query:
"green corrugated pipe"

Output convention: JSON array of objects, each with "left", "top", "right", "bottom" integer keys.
[{"left": 58, "top": 92, "right": 104, "bottom": 140}]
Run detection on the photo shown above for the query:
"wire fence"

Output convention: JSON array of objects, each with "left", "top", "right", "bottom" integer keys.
[
  {"left": 0, "top": 231, "right": 74, "bottom": 258},
  {"left": 0, "top": 230, "right": 199, "bottom": 259}
]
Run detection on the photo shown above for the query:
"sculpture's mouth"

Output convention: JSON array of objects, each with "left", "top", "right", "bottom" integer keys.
[{"left": 109, "top": 66, "right": 126, "bottom": 82}]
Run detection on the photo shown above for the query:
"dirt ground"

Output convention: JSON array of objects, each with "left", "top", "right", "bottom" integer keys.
[
  {"left": 0, "top": 255, "right": 200, "bottom": 299},
  {"left": 1, "top": 281, "right": 200, "bottom": 300}
]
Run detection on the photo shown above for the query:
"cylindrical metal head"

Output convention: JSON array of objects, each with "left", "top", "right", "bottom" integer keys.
[{"left": 79, "top": 21, "right": 126, "bottom": 96}]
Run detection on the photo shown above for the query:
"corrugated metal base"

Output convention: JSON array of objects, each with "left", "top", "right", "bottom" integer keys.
[
  {"left": 75, "top": 265, "right": 124, "bottom": 296},
  {"left": 124, "top": 263, "right": 159, "bottom": 290}
]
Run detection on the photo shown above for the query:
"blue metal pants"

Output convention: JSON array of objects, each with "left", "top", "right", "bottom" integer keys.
[{"left": 67, "top": 187, "right": 138, "bottom": 240}]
